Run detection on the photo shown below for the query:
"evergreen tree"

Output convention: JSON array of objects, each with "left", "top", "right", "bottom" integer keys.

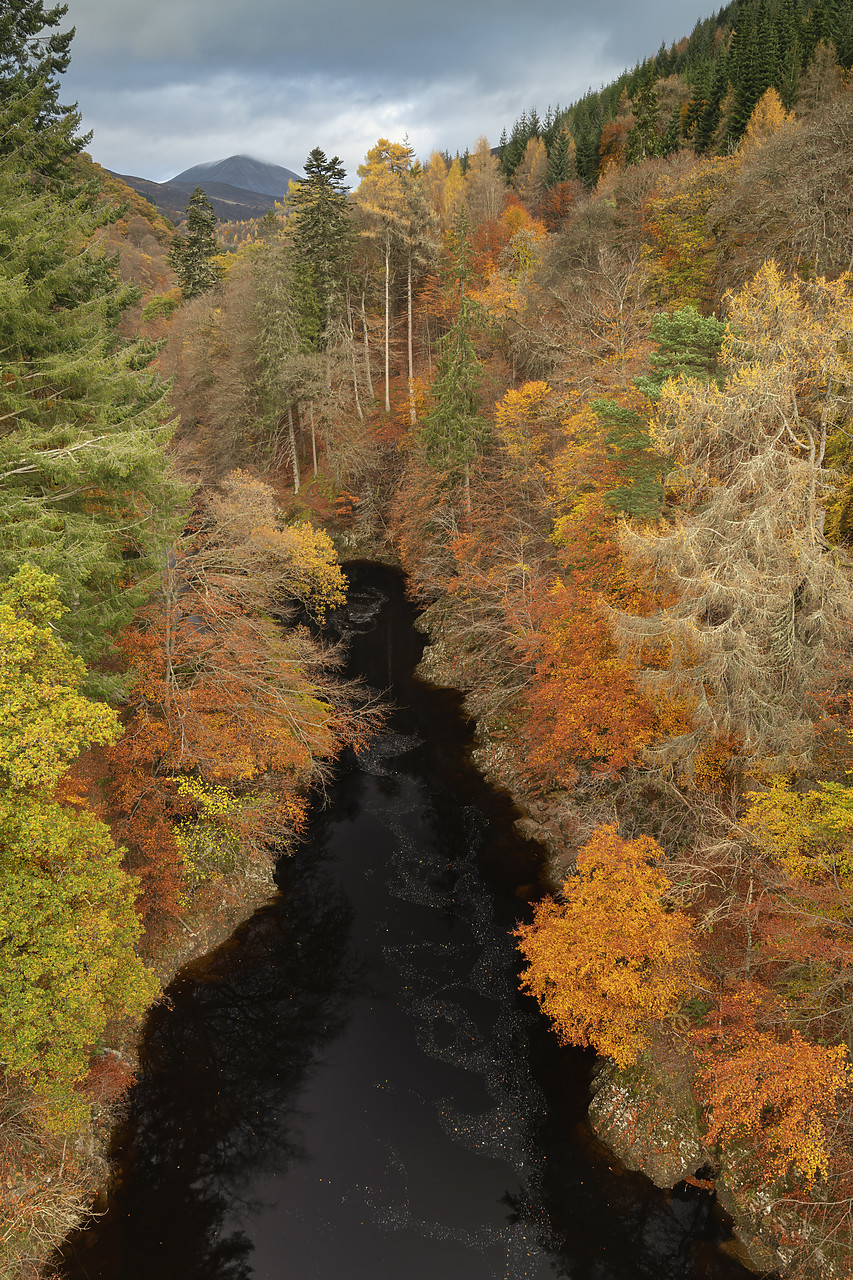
[
  {"left": 625, "top": 75, "right": 661, "bottom": 164},
  {"left": 0, "top": 0, "right": 85, "bottom": 174},
  {"left": 545, "top": 125, "right": 576, "bottom": 186},
  {"left": 289, "top": 146, "right": 353, "bottom": 350},
  {"left": 0, "top": 149, "right": 186, "bottom": 675},
  {"left": 694, "top": 53, "right": 730, "bottom": 153},
  {"left": 634, "top": 305, "right": 728, "bottom": 401},
  {"left": 420, "top": 214, "right": 489, "bottom": 479},
  {"left": 0, "top": 1, "right": 79, "bottom": 132},
  {"left": 683, "top": 63, "right": 711, "bottom": 140},
  {"left": 660, "top": 106, "right": 682, "bottom": 156},
  {"left": 168, "top": 186, "right": 223, "bottom": 300}
]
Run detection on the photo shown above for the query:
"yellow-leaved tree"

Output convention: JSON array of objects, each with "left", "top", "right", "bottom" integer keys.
[
  {"left": 516, "top": 825, "right": 694, "bottom": 1067},
  {"left": 0, "top": 565, "right": 156, "bottom": 1122}
]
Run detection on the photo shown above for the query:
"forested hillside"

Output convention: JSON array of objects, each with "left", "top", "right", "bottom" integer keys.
[{"left": 4, "top": 0, "right": 853, "bottom": 1275}]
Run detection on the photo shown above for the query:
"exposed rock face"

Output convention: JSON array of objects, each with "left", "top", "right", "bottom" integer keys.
[{"left": 589, "top": 1057, "right": 711, "bottom": 1191}]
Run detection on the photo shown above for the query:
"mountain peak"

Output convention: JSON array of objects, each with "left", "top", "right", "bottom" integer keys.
[{"left": 169, "top": 155, "right": 302, "bottom": 198}]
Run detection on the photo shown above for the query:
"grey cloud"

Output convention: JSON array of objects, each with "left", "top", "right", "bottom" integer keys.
[{"left": 62, "top": 0, "right": 716, "bottom": 180}]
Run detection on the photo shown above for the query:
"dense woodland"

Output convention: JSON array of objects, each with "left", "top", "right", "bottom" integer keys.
[{"left": 5, "top": 0, "right": 853, "bottom": 1275}]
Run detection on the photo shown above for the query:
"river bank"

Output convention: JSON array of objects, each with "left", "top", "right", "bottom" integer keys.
[{"left": 57, "top": 563, "right": 752, "bottom": 1280}]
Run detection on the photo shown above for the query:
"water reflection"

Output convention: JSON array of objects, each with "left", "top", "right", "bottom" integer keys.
[{"left": 62, "top": 566, "right": 753, "bottom": 1280}]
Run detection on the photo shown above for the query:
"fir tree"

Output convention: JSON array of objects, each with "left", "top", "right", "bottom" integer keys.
[
  {"left": 420, "top": 214, "right": 489, "bottom": 479},
  {"left": 0, "top": 0, "right": 86, "bottom": 174},
  {"left": 168, "top": 186, "right": 223, "bottom": 300},
  {"left": 0, "top": 148, "right": 186, "bottom": 675}
]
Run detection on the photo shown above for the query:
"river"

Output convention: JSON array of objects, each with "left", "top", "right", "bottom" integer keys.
[{"left": 61, "top": 563, "right": 753, "bottom": 1280}]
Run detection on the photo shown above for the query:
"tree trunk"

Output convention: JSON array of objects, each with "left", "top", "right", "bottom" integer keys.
[
  {"left": 407, "top": 249, "right": 416, "bottom": 426},
  {"left": 309, "top": 401, "right": 318, "bottom": 477},
  {"left": 384, "top": 231, "right": 391, "bottom": 414},
  {"left": 287, "top": 406, "right": 300, "bottom": 494},
  {"left": 347, "top": 290, "right": 364, "bottom": 421},
  {"left": 360, "top": 289, "right": 374, "bottom": 400}
]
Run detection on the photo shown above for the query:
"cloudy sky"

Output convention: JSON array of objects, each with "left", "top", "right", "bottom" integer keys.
[{"left": 62, "top": 0, "right": 715, "bottom": 184}]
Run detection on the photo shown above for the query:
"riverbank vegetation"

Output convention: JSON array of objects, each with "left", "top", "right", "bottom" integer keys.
[{"left": 5, "top": 0, "right": 853, "bottom": 1275}]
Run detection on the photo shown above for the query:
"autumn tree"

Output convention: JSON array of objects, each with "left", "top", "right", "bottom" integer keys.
[
  {"left": 0, "top": 565, "right": 154, "bottom": 1115},
  {"left": 613, "top": 262, "right": 853, "bottom": 778},
  {"left": 464, "top": 135, "right": 506, "bottom": 227},
  {"left": 695, "top": 991, "right": 850, "bottom": 1184},
  {"left": 356, "top": 138, "right": 414, "bottom": 413},
  {"left": 516, "top": 825, "right": 694, "bottom": 1067},
  {"left": 512, "top": 137, "right": 548, "bottom": 211},
  {"left": 109, "top": 475, "right": 368, "bottom": 930}
]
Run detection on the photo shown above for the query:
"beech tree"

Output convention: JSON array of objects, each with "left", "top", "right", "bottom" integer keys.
[{"left": 516, "top": 825, "right": 694, "bottom": 1067}]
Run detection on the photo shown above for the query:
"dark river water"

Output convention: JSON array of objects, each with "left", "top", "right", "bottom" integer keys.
[{"left": 61, "top": 563, "right": 753, "bottom": 1280}]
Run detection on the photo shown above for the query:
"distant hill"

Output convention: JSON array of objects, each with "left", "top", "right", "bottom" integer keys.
[
  {"left": 106, "top": 172, "right": 284, "bottom": 224},
  {"left": 170, "top": 155, "right": 302, "bottom": 198}
]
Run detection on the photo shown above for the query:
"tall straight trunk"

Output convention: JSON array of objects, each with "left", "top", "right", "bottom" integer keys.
[
  {"left": 383, "top": 230, "right": 391, "bottom": 414},
  {"left": 407, "top": 249, "right": 416, "bottom": 426},
  {"left": 309, "top": 401, "right": 318, "bottom": 477},
  {"left": 347, "top": 294, "right": 364, "bottom": 421},
  {"left": 360, "top": 289, "right": 374, "bottom": 400},
  {"left": 287, "top": 406, "right": 300, "bottom": 494}
]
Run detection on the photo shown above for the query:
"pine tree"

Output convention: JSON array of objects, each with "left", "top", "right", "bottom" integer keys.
[{"left": 168, "top": 186, "right": 223, "bottom": 300}]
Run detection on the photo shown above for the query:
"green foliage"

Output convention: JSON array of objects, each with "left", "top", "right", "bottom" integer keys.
[
  {"left": 634, "top": 306, "right": 727, "bottom": 400},
  {"left": 594, "top": 400, "right": 665, "bottom": 520},
  {"left": 625, "top": 75, "right": 662, "bottom": 165},
  {"left": 0, "top": 566, "right": 120, "bottom": 789},
  {"left": 420, "top": 295, "right": 490, "bottom": 473},
  {"left": 289, "top": 147, "right": 354, "bottom": 349},
  {"left": 169, "top": 186, "right": 223, "bottom": 300},
  {"left": 0, "top": 565, "right": 153, "bottom": 1119},
  {"left": 0, "top": 0, "right": 86, "bottom": 173},
  {"left": 0, "top": 146, "right": 186, "bottom": 674},
  {"left": 0, "top": 792, "right": 155, "bottom": 1116}
]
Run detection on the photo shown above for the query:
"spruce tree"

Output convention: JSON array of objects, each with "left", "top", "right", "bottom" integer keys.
[
  {"left": 289, "top": 147, "right": 353, "bottom": 349},
  {"left": 625, "top": 75, "right": 661, "bottom": 164},
  {"left": 420, "top": 214, "right": 489, "bottom": 479},
  {"left": 168, "top": 186, "right": 223, "bottom": 300},
  {"left": 545, "top": 125, "right": 576, "bottom": 186}
]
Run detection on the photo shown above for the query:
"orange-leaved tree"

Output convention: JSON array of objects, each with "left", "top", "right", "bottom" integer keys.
[
  {"left": 694, "top": 988, "right": 850, "bottom": 1183},
  {"left": 516, "top": 824, "right": 695, "bottom": 1067}
]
